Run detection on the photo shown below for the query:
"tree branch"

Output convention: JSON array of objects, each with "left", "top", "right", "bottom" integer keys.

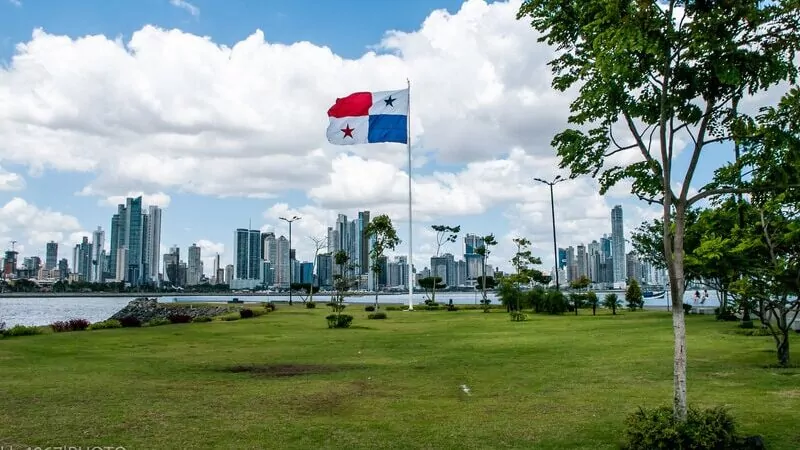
[
  {"left": 636, "top": 193, "right": 664, "bottom": 205},
  {"left": 681, "top": 100, "right": 715, "bottom": 201}
]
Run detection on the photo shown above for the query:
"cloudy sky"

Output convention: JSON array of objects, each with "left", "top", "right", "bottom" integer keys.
[{"left": 0, "top": 0, "right": 754, "bottom": 275}]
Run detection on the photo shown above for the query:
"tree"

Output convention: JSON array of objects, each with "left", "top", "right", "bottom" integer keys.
[
  {"left": 517, "top": 0, "right": 800, "bottom": 421},
  {"left": 474, "top": 234, "right": 498, "bottom": 311},
  {"left": 508, "top": 237, "right": 543, "bottom": 313},
  {"left": 308, "top": 236, "right": 328, "bottom": 306},
  {"left": 729, "top": 90, "right": 800, "bottom": 367},
  {"left": 364, "top": 214, "right": 401, "bottom": 310},
  {"left": 418, "top": 276, "right": 446, "bottom": 303},
  {"left": 586, "top": 291, "right": 599, "bottom": 316},
  {"left": 626, "top": 279, "right": 644, "bottom": 311},
  {"left": 569, "top": 276, "right": 591, "bottom": 290},
  {"left": 603, "top": 293, "right": 622, "bottom": 315},
  {"left": 327, "top": 250, "right": 354, "bottom": 328},
  {"left": 429, "top": 225, "right": 460, "bottom": 303},
  {"left": 474, "top": 276, "right": 496, "bottom": 290}
]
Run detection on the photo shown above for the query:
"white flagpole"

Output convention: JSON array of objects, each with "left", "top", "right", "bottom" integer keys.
[{"left": 406, "top": 78, "right": 414, "bottom": 311}]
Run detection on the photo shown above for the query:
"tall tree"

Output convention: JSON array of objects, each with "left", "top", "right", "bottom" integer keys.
[
  {"left": 429, "top": 225, "right": 461, "bottom": 304},
  {"left": 364, "top": 214, "right": 402, "bottom": 309},
  {"left": 474, "top": 234, "right": 498, "bottom": 309},
  {"left": 518, "top": 0, "right": 800, "bottom": 421},
  {"left": 730, "top": 88, "right": 800, "bottom": 367}
]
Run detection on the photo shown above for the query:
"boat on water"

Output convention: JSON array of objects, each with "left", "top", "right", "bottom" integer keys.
[{"left": 643, "top": 290, "right": 666, "bottom": 299}]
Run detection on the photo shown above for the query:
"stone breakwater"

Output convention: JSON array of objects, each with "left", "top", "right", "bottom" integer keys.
[{"left": 109, "top": 298, "right": 240, "bottom": 323}]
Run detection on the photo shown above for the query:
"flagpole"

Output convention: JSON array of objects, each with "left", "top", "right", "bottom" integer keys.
[{"left": 406, "top": 78, "right": 414, "bottom": 311}]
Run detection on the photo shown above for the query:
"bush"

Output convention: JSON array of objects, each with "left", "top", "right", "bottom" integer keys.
[
  {"left": 168, "top": 313, "right": 193, "bottom": 324},
  {"left": 119, "top": 316, "right": 142, "bottom": 328},
  {"left": 192, "top": 316, "right": 213, "bottom": 323},
  {"left": 306, "top": 302, "right": 317, "bottom": 309},
  {"left": 509, "top": 311, "right": 527, "bottom": 322},
  {"left": 368, "top": 312, "right": 387, "bottom": 320},
  {"left": 326, "top": 314, "right": 353, "bottom": 328},
  {"left": 715, "top": 308, "right": 738, "bottom": 321},
  {"left": 50, "top": 318, "right": 90, "bottom": 332},
  {"left": 327, "top": 302, "right": 346, "bottom": 313},
  {"left": 240, "top": 308, "right": 255, "bottom": 319},
  {"left": 2, "top": 324, "right": 43, "bottom": 337},
  {"left": 364, "top": 305, "right": 376, "bottom": 312},
  {"left": 446, "top": 304, "right": 459, "bottom": 311},
  {"left": 623, "top": 406, "right": 740, "bottom": 450},
  {"left": 683, "top": 303, "right": 693, "bottom": 314},
  {"left": 88, "top": 319, "right": 122, "bottom": 330},
  {"left": 263, "top": 302, "right": 277, "bottom": 312},
  {"left": 147, "top": 318, "right": 172, "bottom": 327}
]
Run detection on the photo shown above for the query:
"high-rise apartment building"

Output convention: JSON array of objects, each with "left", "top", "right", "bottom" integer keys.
[
  {"left": 187, "top": 243, "right": 202, "bottom": 285},
  {"left": 164, "top": 246, "right": 181, "bottom": 287},
  {"left": 91, "top": 226, "right": 105, "bottom": 283},
  {"left": 45, "top": 241, "right": 58, "bottom": 270},
  {"left": 234, "top": 228, "right": 262, "bottom": 280},
  {"left": 611, "top": 205, "right": 626, "bottom": 282},
  {"left": 145, "top": 205, "right": 162, "bottom": 282},
  {"left": 212, "top": 253, "right": 221, "bottom": 284}
]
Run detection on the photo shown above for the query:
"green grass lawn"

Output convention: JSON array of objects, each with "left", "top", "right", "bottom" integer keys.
[{"left": 1, "top": 307, "right": 798, "bottom": 449}]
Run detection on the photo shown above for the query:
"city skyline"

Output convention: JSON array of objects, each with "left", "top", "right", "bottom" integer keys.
[{"left": 0, "top": 0, "right": 738, "bottom": 279}]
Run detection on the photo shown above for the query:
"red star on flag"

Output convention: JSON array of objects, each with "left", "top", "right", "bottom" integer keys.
[{"left": 341, "top": 124, "right": 355, "bottom": 138}]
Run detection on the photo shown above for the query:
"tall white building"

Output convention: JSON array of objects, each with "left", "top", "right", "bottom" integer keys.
[
  {"left": 212, "top": 253, "right": 221, "bottom": 284},
  {"left": 145, "top": 205, "right": 162, "bottom": 283},
  {"left": 275, "top": 236, "right": 290, "bottom": 287},
  {"left": 91, "top": 226, "right": 105, "bottom": 283}
]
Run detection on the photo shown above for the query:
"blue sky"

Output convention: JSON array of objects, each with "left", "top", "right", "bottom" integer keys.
[{"left": 0, "top": 0, "right": 754, "bottom": 275}]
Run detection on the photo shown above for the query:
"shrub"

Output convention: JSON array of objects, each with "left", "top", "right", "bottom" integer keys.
[
  {"left": 192, "top": 316, "right": 213, "bottom": 323},
  {"left": 168, "top": 313, "right": 193, "bottom": 324},
  {"left": 147, "top": 318, "right": 172, "bottom": 327},
  {"left": 240, "top": 308, "right": 255, "bottom": 319},
  {"left": 251, "top": 308, "right": 269, "bottom": 317},
  {"left": 683, "top": 303, "right": 693, "bottom": 314},
  {"left": 326, "top": 314, "right": 353, "bottom": 328},
  {"left": 88, "top": 319, "right": 122, "bottom": 330},
  {"left": 622, "top": 406, "right": 740, "bottom": 450},
  {"left": 364, "top": 305, "right": 376, "bottom": 312},
  {"left": 2, "top": 324, "right": 43, "bottom": 337},
  {"left": 368, "top": 312, "right": 387, "bottom": 320},
  {"left": 447, "top": 304, "right": 459, "bottom": 311},
  {"left": 263, "top": 302, "right": 277, "bottom": 312},
  {"left": 306, "top": 302, "right": 317, "bottom": 309},
  {"left": 715, "top": 308, "right": 738, "bottom": 321},
  {"left": 119, "top": 316, "right": 142, "bottom": 328},
  {"left": 50, "top": 318, "right": 91, "bottom": 332},
  {"left": 509, "top": 311, "right": 527, "bottom": 322}
]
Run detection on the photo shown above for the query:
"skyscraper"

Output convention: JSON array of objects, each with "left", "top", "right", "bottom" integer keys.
[
  {"left": 611, "top": 205, "right": 626, "bottom": 282},
  {"left": 234, "top": 228, "right": 262, "bottom": 280},
  {"left": 187, "top": 243, "right": 202, "bottom": 285},
  {"left": 45, "top": 241, "right": 58, "bottom": 270},
  {"left": 109, "top": 204, "right": 124, "bottom": 280},
  {"left": 357, "top": 211, "right": 370, "bottom": 275},
  {"left": 91, "top": 226, "right": 105, "bottom": 283},
  {"left": 146, "top": 205, "right": 162, "bottom": 282},
  {"left": 212, "top": 253, "right": 221, "bottom": 284},
  {"left": 124, "top": 197, "right": 144, "bottom": 284},
  {"left": 262, "top": 232, "right": 277, "bottom": 263},
  {"left": 275, "top": 235, "right": 289, "bottom": 286}
]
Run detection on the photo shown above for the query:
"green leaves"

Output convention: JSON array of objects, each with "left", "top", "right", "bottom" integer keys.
[{"left": 364, "top": 214, "right": 401, "bottom": 275}]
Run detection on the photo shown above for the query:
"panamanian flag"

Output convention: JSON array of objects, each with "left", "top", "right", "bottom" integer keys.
[{"left": 326, "top": 89, "right": 409, "bottom": 145}]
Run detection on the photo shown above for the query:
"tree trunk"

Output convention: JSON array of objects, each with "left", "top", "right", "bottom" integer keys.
[
  {"left": 777, "top": 330, "right": 790, "bottom": 367},
  {"left": 668, "top": 204, "right": 689, "bottom": 422}
]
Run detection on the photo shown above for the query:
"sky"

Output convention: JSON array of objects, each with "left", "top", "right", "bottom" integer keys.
[{"left": 0, "top": 0, "right": 787, "bottom": 276}]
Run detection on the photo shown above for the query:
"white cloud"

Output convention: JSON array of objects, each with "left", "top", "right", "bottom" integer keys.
[
  {"left": 0, "top": 165, "right": 25, "bottom": 191},
  {"left": 0, "top": 198, "right": 87, "bottom": 258},
  {"left": 169, "top": 0, "right": 199, "bottom": 16}
]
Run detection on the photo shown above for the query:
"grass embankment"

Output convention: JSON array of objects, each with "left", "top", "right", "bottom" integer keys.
[{"left": 0, "top": 308, "right": 798, "bottom": 449}]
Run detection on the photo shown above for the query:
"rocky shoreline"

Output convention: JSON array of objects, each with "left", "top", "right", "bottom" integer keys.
[{"left": 108, "top": 298, "right": 241, "bottom": 323}]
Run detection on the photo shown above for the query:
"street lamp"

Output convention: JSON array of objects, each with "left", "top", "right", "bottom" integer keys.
[
  {"left": 279, "top": 215, "right": 301, "bottom": 305},
  {"left": 534, "top": 175, "right": 566, "bottom": 290}
]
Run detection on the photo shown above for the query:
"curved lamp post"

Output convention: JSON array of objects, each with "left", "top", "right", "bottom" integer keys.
[
  {"left": 279, "top": 215, "right": 301, "bottom": 305},
  {"left": 534, "top": 175, "right": 566, "bottom": 290}
]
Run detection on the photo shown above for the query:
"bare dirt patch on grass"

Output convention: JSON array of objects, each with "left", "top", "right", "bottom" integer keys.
[{"left": 226, "top": 363, "right": 346, "bottom": 377}]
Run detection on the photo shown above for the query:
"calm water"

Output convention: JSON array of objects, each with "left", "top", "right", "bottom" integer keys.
[{"left": 0, "top": 290, "right": 719, "bottom": 327}]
